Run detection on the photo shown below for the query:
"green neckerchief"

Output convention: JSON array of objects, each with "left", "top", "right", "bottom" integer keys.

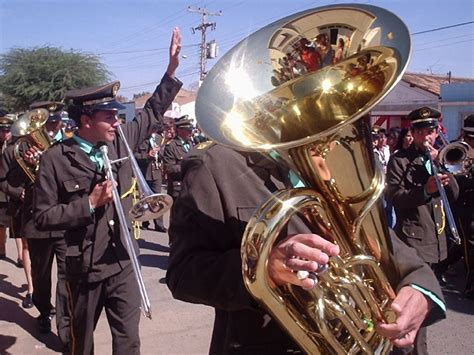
[
  {"left": 72, "top": 134, "right": 104, "bottom": 170},
  {"left": 177, "top": 135, "right": 190, "bottom": 152},
  {"left": 52, "top": 130, "right": 63, "bottom": 143},
  {"left": 423, "top": 155, "right": 433, "bottom": 175},
  {"left": 268, "top": 150, "right": 305, "bottom": 188}
]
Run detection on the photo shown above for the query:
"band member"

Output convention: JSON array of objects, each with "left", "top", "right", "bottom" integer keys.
[
  {"left": 455, "top": 114, "right": 474, "bottom": 298},
  {"left": 7, "top": 102, "right": 70, "bottom": 345},
  {"left": 162, "top": 115, "right": 194, "bottom": 200},
  {"left": 0, "top": 111, "right": 13, "bottom": 259},
  {"left": 33, "top": 27, "right": 182, "bottom": 354},
  {"left": 0, "top": 118, "right": 34, "bottom": 309},
  {"left": 386, "top": 107, "right": 459, "bottom": 279},
  {"left": 166, "top": 142, "right": 446, "bottom": 354},
  {"left": 134, "top": 126, "right": 167, "bottom": 233}
]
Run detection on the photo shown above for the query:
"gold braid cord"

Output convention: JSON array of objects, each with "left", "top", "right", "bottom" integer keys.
[{"left": 121, "top": 178, "right": 141, "bottom": 240}]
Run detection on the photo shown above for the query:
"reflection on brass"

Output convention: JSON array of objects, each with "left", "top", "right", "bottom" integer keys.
[
  {"left": 196, "top": 4, "right": 411, "bottom": 354},
  {"left": 10, "top": 109, "right": 53, "bottom": 182},
  {"left": 439, "top": 141, "right": 473, "bottom": 175}
]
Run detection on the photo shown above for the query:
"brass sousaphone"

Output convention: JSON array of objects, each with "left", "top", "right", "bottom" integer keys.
[
  {"left": 195, "top": 4, "right": 411, "bottom": 354},
  {"left": 10, "top": 108, "right": 54, "bottom": 182}
]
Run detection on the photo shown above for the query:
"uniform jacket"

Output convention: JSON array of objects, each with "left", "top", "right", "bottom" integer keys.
[
  {"left": 6, "top": 155, "right": 65, "bottom": 239},
  {"left": 167, "top": 143, "right": 445, "bottom": 354},
  {"left": 134, "top": 133, "right": 164, "bottom": 181},
  {"left": 162, "top": 136, "right": 189, "bottom": 196},
  {"left": 386, "top": 144, "right": 459, "bottom": 263},
  {"left": 3, "top": 134, "right": 68, "bottom": 239},
  {"left": 455, "top": 166, "right": 474, "bottom": 226},
  {"left": 33, "top": 74, "right": 182, "bottom": 282},
  {"left": 0, "top": 141, "right": 24, "bottom": 218}
]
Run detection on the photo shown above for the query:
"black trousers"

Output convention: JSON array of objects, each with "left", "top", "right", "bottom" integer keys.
[
  {"left": 67, "top": 265, "right": 141, "bottom": 355},
  {"left": 28, "top": 237, "right": 69, "bottom": 346},
  {"left": 146, "top": 177, "right": 165, "bottom": 228}
]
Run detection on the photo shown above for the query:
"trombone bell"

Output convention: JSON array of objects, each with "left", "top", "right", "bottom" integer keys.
[{"left": 130, "top": 193, "right": 173, "bottom": 222}]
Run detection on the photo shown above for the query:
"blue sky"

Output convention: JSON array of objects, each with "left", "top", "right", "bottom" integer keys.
[{"left": 1, "top": 0, "right": 473, "bottom": 99}]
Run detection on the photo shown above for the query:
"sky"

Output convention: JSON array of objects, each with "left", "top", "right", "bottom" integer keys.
[{"left": 1, "top": 0, "right": 473, "bottom": 99}]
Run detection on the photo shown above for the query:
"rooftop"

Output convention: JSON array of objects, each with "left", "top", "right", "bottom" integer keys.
[{"left": 402, "top": 72, "right": 474, "bottom": 96}]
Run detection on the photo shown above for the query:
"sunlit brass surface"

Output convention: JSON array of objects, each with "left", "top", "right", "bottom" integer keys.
[
  {"left": 116, "top": 125, "right": 173, "bottom": 222},
  {"left": 439, "top": 141, "right": 473, "bottom": 175},
  {"left": 195, "top": 4, "right": 411, "bottom": 354},
  {"left": 10, "top": 109, "right": 53, "bottom": 182}
]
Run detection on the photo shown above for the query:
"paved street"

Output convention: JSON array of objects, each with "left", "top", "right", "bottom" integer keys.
[{"left": 1, "top": 212, "right": 473, "bottom": 354}]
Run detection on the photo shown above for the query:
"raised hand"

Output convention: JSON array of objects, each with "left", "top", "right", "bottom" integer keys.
[{"left": 167, "top": 27, "right": 181, "bottom": 78}]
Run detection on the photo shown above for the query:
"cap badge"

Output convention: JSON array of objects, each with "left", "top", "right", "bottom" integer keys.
[
  {"left": 420, "top": 108, "right": 431, "bottom": 118},
  {"left": 112, "top": 83, "right": 120, "bottom": 97}
]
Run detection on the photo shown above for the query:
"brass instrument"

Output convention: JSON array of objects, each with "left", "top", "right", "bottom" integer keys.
[
  {"left": 195, "top": 4, "right": 411, "bottom": 354},
  {"left": 10, "top": 109, "right": 53, "bottom": 182},
  {"left": 116, "top": 125, "right": 172, "bottom": 222},
  {"left": 424, "top": 141, "right": 462, "bottom": 245},
  {"left": 438, "top": 140, "right": 473, "bottom": 175},
  {"left": 100, "top": 144, "right": 153, "bottom": 319},
  {"left": 93, "top": 125, "right": 174, "bottom": 319},
  {"left": 150, "top": 132, "right": 165, "bottom": 170}
]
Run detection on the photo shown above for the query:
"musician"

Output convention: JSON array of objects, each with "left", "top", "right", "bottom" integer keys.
[
  {"left": 455, "top": 114, "right": 474, "bottom": 298},
  {"left": 6, "top": 102, "right": 70, "bottom": 343},
  {"left": 0, "top": 111, "right": 13, "bottom": 259},
  {"left": 167, "top": 142, "right": 446, "bottom": 354},
  {"left": 162, "top": 115, "right": 194, "bottom": 200},
  {"left": 134, "top": 125, "right": 167, "bottom": 232},
  {"left": 0, "top": 123, "right": 35, "bottom": 309},
  {"left": 386, "top": 107, "right": 459, "bottom": 279},
  {"left": 33, "top": 27, "right": 182, "bottom": 354}
]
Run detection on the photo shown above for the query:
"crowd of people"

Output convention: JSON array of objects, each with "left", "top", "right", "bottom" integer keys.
[{"left": 0, "top": 24, "right": 473, "bottom": 355}]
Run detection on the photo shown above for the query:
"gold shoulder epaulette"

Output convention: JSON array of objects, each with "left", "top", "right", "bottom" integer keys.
[{"left": 195, "top": 140, "right": 214, "bottom": 150}]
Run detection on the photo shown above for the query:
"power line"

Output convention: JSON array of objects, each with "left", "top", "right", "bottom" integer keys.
[
  {"left": 414, "top": 38, "right": 474, "bottom": 52},
  {"left": 97, "top": 44, "right": 199, "bottom": 56},
  {"left": 120, "top": 70, "right": 200, "bottom": 91},
  {"left": 412, "top": 21, "right": 474, "bottom": 35}
]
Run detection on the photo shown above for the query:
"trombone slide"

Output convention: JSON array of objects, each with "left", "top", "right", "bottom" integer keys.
[
  {"left": 100, "top": 144, "right": 152, "bottom": 319},
  {"left": 424, "top": 142, "right": 461, "bottom": 245}
]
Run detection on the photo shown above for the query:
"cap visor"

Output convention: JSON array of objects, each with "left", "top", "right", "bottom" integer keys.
[{"left": 93, "top": 100, "right": 126, "bottom": 111}]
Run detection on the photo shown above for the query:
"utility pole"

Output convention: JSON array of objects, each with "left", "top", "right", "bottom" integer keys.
[{"left": 188, "top": 6, "right": 222, "bottom": 84}]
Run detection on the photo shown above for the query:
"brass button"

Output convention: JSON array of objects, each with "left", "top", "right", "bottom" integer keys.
[
  {"left": 75, "top": 184, "right": 79, "bottom": 189},
  {"left": 109, "top": 220, "right": 115, "bottom": 226},
  {"left": 434, "top": 204, "right": 438, "bottom": 208}
]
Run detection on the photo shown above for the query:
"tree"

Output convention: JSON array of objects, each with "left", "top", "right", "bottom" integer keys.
[
  {"left": 0, "top": 46, "right": 110, "bottom": 111},
  {"left": 132, "top": 91, "right": 151, "bottom": 100}
]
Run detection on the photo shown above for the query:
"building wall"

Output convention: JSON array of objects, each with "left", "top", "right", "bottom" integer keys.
[
  {"left": 373, "top": 80, "right": 438, "bottom": 113},
  {"left": 440, "top": 83, "right": 474, "bottom": 141},
  {"left": 371, "top": 80, "right": 439, "bottom": 129}
]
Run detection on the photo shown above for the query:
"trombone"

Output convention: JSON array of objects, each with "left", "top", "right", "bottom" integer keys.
[
  {"left": 116, "top": 125, "right": 172, "bottom": 222},
  {"left": 438, "top": 141, "right": 473, "bottom": 175},
  {"left": 424, "top": 141, "right": 461, "bottom": 245},
  {"left": 99, "top": 125, "right": 173, "bottom": 319}
]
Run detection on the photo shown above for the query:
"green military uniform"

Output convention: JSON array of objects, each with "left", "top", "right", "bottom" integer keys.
[
  {"left": 33, "top": 74, "right": 182, "bottom": 354},
  {"left": 162, "top": 116, "right": 193, "bottom": 200},
  {"left": 386, "top": 107, "right": 459, "bottom": 265}
]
